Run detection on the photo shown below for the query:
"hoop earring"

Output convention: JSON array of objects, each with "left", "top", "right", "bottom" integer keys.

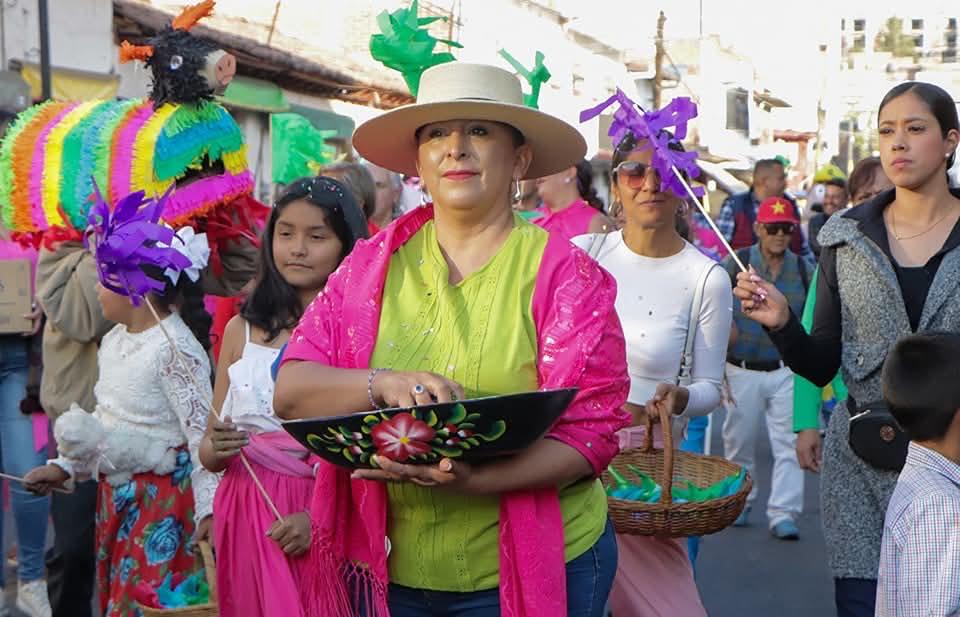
[
  {"left": 678, "top": 201, "right": 690, "bottom": 216},
  {"left": 513, "top": 179, "right": 522, "bottom": 202}
]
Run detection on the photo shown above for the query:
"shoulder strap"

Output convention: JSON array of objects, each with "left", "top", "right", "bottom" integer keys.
[
  {"left": 585, "top": 232, "right": 616, "bottom": 262},
  {"left": 678, "top": 261, "right": 719, "bottom": 386}
]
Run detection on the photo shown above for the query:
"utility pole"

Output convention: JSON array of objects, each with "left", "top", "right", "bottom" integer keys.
[
  {"left": 266, "top": 0, "right": 281, "bottom": 46},
  {"left": 38, "top": 0, "right": 51, "bottom": 100},
  {"left": 654, "top": 10, "right": 666, "bottom": 109}
]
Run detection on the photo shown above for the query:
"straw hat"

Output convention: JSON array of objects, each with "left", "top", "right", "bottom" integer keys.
[{"left": 353, "top": 63, "right": 586, "bottom": 179}]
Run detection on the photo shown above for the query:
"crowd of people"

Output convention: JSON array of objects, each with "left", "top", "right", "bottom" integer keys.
[{"left": 0, "top": 57, "right": 954, "bottom": 617}]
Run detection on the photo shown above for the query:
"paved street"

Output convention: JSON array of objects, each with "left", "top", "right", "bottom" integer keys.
[{"left": 696, "top": 408, "right": 835, "bottom": 617}]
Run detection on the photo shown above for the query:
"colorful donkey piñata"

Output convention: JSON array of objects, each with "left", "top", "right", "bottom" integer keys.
[{"left": 0, "top": 0, "right": 264, "bottom": 268}]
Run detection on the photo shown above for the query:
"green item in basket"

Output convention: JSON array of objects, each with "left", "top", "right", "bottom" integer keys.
[
  {"left": 607, "top": 465, "right": 746, "bottom": 504},
  {"left": 606, "top": 465, "right": 662, "bottom": 502},
  {"left": 672, "top": 468, "right": 747, "bottom": 503}
]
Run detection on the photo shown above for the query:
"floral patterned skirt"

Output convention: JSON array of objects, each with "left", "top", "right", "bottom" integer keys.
[{"left": 96, "top": 451, "right": 198, "bottom": 617}]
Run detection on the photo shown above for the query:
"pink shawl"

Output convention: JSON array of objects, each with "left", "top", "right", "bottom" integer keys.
[
  {"left": 283, "top": 206, "right": 629, "bottom": 616},
  {"left": 534, "top": 198, "right": 600, "bottom": 241}
]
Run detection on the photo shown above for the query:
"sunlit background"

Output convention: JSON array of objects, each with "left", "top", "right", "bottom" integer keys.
[{"left": 2, "top": 0, "right": 957, "bottom": 207}]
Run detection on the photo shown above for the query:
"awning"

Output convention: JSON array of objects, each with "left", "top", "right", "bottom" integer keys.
[
  {"left": 288, "top": 104, "right": 355, "bottom": 140},
  {"left": 216, "top": 76, "right": 290, "bottom": 113},
  {"left": 19, "top": 63, "right": 119, "bottom": 101}
]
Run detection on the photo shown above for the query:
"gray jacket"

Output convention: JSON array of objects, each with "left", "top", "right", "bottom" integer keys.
[{"left": 819, "top": 212, "right": 960, "bottom": 405}]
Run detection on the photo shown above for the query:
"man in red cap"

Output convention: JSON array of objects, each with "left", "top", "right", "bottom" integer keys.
[{"left": 722, "top": 196, "right": 811, "bottom": 540}]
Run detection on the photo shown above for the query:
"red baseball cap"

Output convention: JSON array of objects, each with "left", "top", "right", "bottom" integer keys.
[{"left": 756, "top": 197, "right": 799, "bottom": 224}]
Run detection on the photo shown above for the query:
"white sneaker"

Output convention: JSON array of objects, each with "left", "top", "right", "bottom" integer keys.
[{"left": 16, "top": 580, "right": 51, "bottom": 617}]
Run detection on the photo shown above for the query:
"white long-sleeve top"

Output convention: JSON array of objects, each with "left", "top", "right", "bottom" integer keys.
[
  {"left": 51, "top": 313, "right": 218, "bottom": 523},
  {"left": 573, "top": 232, "right": 732, "bottom": 415}
]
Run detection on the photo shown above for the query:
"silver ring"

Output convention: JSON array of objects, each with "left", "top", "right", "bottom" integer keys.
[{"left": 412, "top": 384, "right": 426, "bottom": 396}]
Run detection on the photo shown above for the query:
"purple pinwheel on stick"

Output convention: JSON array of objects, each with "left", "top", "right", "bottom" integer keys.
[
  {"left": 85, "top": 183, "right": 192, "bottom": 305},
  {"left": 580, "top": 90, "right": 747, "bottom": 272}
]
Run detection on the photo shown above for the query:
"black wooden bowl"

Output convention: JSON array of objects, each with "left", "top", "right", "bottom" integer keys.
[{"left": 282, "top": 388, "right": 578, "bottom": 469}]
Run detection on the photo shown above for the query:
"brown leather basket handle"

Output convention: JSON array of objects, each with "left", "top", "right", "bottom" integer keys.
[
  {"left": 198, "top": 540, "right": 217, "bottom": 601},
  {"left": 640, "top": 403, "right": 675, "bottom": 506}
]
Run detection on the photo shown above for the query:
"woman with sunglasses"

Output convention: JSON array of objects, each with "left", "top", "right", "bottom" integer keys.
[
  {"left": 733, "top": 82, "right": 960, "bottom": 616},
  {"left": 573, "top": 132, "right": 731, "bottom": 616},
  {"left": 534, "top": 159, "right": 615, "bottom": 240}
]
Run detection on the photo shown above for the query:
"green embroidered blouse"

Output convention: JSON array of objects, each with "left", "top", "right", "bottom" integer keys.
[{"left": 370, "top": 216, "right": 607, "bottom": 592}]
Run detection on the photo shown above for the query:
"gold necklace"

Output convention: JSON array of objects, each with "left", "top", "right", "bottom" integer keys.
[{"left": 890, "top": 207, "right": 956, "bottom": 241}]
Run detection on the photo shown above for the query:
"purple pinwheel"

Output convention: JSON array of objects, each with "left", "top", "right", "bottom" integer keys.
[
  {"left": 580, "top": 90, "right": 704, "bottom": 200},
  {"left": 85, "top": 183, "right": 191, "bottom": 305}
]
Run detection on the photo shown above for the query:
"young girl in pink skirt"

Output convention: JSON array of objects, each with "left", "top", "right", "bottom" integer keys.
[{"left": 199, "top": 177, "right": 367, "bottom": 617}]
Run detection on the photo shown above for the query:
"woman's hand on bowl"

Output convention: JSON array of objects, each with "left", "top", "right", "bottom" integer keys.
[
  {"left": 352, "top": 455, "right": 472, "bottom": 490},
  {"left": 733, "top": 268, "right": 790, "bottom": 330},
  {"left": 372, "top": 370, "right": 466, "bottom": 409}
]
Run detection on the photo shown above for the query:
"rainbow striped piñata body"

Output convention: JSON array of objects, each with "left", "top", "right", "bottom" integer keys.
[{"left": 0, "top": 98, "right": 253, "bottom": 238}]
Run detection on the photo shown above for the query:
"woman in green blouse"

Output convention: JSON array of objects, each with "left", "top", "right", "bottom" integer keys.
[{"left": 275, "top": 62, "right": 631, "bottom": 617}]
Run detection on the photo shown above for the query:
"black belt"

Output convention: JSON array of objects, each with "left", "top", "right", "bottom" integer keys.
[{"left": 727, "top": 356, "right": 785, "bottom": 372}]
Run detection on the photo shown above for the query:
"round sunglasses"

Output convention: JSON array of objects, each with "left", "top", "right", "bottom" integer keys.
[{"left": 613, "top": 161, "right": 654, "bottom": 189}]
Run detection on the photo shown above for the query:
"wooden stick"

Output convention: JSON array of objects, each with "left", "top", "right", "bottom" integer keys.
[
  {"left": 143, "top": 297, "right": 284, "bottom": 522},
  {"left": 671, "top": 163, "right": 748, "bottom": 273},
  {"left": 0, "top": 471, "right": 72, "bottom": 494}
]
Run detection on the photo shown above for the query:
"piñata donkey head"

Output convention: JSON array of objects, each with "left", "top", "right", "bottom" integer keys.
[
  {"left": 119, "top": 0, "right": 237, "bottom": 108},
  {"left": 0, "top": 0, "right": 264, "bottom": 265}
]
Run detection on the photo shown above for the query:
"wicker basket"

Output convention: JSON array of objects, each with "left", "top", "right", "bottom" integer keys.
[
  {"left": 603, "top": 403, "right": 752, "bottom": 537},
  {"left": 139, "top": 541, "right": 218, "bottom": 617}
]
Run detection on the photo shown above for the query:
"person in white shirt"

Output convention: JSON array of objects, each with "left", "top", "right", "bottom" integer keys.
[
  {"left": 24, "top": 218, "right": 218, "bottom": 617},
  {"left": 574, "top": 131, "right": 732, "bottom": 617}
]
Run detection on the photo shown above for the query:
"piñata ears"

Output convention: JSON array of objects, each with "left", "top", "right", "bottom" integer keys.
[
  {"left": 118, "top": 0, "right": 214, "bottom": 64},
  {"left": 171, "top": 0, "right": 215, "bottom": 31},
  {"left": 119, "top": 41, "right": 154, "bottom": 64}
]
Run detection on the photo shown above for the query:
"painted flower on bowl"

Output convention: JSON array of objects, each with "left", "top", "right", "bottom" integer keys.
[{"left": 371, "top": 412, "right": 436, "bottom": 462}]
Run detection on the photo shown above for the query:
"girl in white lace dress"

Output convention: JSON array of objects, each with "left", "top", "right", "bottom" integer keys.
[
  {"left": 25, "top": 229, "right": 217, "bottom": 617},
  {"left": 199, "top": 177, "right": 368, "bottom": 617}
]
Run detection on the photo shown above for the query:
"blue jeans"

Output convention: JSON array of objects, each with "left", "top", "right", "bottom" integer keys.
[
  {"left": 388, "top": 519, "right": 618, "bottom": 617},
  {"left": 0, "top": 336, "right": 49, "bottom": 584},
  {"left": 834, "top": 578, "right": 876, "bottom": 617},
  {"left": 680, "top": 416, "right": 709, "bottom": 566}
]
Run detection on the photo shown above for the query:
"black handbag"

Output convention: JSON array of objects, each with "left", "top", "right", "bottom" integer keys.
[{"left": 848, "top": 399, "right": 909, "bottom": 471}]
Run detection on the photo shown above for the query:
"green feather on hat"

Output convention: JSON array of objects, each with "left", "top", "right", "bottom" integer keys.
[
  {"left": 498, "top": 49, "right": 551, "bottom": 110},
  {"left": 369, "top": 0, "right": 462, "bottom": 97}
]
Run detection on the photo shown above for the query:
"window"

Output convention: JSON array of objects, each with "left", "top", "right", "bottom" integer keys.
[
  {"left": 854, "top": 19, "right": 866, "bottom": 32},
  {"left": 947, "top": 32, "right": 957, "bottom": 46},
  {"left": 841, "top": 18, "right": 846, "bottom": 30},
  {"left": 944, "top": 49, "right": 958, "bottom": 62},
  {"left": 949, "top": 17, "right": 957, "bottom": 30},
  {"left": 912, "top": 19, "right": 924, "bottom": 30},
  {"left": 725, "top": 87, "right": 749, "bottom": 136},
  {"left": 915, "top": 34, "right": 924, "bottom": 48},
  {"left": 853, "top": 34, "right": 866, "bottom": 51}
]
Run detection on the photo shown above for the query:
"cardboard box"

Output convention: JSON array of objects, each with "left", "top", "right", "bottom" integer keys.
[{"left": 0, "top": 260, "right": 32, "bottom": 334}]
